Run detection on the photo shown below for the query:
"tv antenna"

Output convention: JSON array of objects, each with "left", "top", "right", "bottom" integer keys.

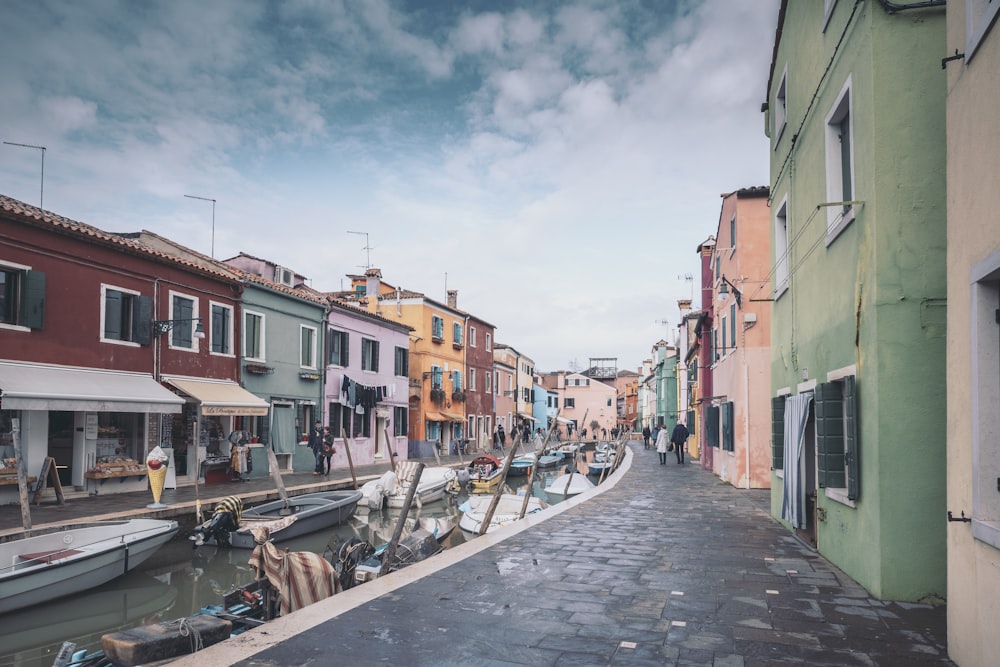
[
  {"left": 655, "top": 319, "right": 671, "bottom": 339},
  {"left": 347, "top": 231, "right": 372, "bottom": 269}
]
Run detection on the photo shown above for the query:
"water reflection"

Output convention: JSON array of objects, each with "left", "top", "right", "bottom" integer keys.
[{"left": 0, "top": 456, "right": 601, "bottom": 667}]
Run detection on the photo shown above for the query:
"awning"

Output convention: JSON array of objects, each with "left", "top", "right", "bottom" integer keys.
[
  {"left": 0, "top": 361, "right": 184, "bottom": 413},
  {"left": 424, "top": 411, "right": 446, "bottom": 422},
  {"left": 441, "top": 412, "right": 464, "bottom": 422},
  {"left": 164, "top": 377, "right": 270, "bottom": 416},
  {"left": 517, "top": 412, "right": 537, "bottom": 422},
  {"left": 555, "top": 416, "right": 574, "bottom": 424}
]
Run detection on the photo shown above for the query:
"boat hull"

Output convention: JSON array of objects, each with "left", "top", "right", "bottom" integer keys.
[
  {"left": 543, "top": 473, "right": 596, "bottom": 500},
  {"left": 385, "top": 467, "right": 459, "bottom": 509},
  {"left": 459, "top": 494, "right": 547, "bottom": 534},
  {"left": 0, "top": 519, "right": 178, "bottom": 615},
  {"left": 227, "top": 490, "right": 362, "bottom": 549}
]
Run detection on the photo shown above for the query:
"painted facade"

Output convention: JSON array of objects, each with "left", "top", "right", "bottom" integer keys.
[
  {"left": 462, "top": 308, "right": 496, "bottom": 453},
  {"left": 944, "top": 0, "right": 1000, "bottom": 662},
  {"left": 695, "top": 237, "right": 716, "bottom": 469},
  {"left": 764, "top": 0, "right": 946, "bottom": 600},
  {"left": 708, "top": 187, "right": 772, "bottom": 489}
]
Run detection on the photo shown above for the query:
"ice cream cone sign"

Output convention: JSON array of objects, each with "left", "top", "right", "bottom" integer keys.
[{"left": 146, "top": 446, "right": 170, "bottom": 509}]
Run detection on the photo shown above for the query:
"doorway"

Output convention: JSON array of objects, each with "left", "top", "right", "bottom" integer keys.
[
  {"left": 796, "top": 412, "right": 818, "bottom": 548},
  {"left": 47, "top": 411, "right": 75, "bottom": 486}
]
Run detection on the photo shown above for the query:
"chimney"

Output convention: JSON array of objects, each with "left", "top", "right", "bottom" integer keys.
[
  {"left": 678, "top": 299, "right": 692, "bottom": 317},
  {"left": 365, "top": 268, "right": 382, "bottom": 314},
  {"left": 447, "top": 289, "right": 458, "bottom": 309}
]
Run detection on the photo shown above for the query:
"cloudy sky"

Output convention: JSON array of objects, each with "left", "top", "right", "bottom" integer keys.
[{"left": 0, "top": 0, "right": 779, "bottom": 373}]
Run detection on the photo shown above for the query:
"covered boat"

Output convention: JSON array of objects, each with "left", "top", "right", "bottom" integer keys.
[
  {"left": 386, "top": 462, "right": 461, "bottom": 509},
  {"left": 508, "top": 452, "right": 536, "bottom": 476},
  {"left": 467, "top": 454, "right": 504, "bottom": 493},
  {"left": 458, "top": 493, "right": 548, "bottom": 534},
  {"left": 543, "top": 472, "right": 596, "bottom": 500},
  {"left": 0, "top": 518, "right": 178, "bottom": 614}
]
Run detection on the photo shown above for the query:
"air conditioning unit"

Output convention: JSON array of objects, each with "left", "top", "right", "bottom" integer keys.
[
  {"left": 743, "top": 313, "right": 757, "bottom": 323},
  {"left": 273, "top": 266, "right": 294, "bottom": 287}
]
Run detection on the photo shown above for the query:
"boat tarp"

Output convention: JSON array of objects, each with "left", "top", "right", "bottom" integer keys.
[{"left": 248, "top": 539, "right": 340, "bottom": 615}]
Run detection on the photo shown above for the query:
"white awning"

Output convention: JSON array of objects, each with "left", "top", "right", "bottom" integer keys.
[
  {"left": 163, "top": 377, "right": 270, "bottom": 416},
  {"left": 0, "top": 361, "right": 184, "bottom": 413},
  {"left": 517, "top": 412, "right": 537, "bottom": 422},
  {"left": 555, "top": 416, "right": 574, "bottom": 424}
]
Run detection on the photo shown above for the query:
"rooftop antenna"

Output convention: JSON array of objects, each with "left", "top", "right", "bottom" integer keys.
[
  {"left": 184, "top": 194, "right": 216, "bottom": 258},
  {"left": 678, "top": 273, "right": 694, "bottom": 300},
  {"left": 655, "top": 319, "right": 671, "bottom": 339},
  {"left": 347, "top": 231, "right": 372, "bottom": 269},
  {"left": 4, "top": 141, "right": 46, "bottom": 210}
]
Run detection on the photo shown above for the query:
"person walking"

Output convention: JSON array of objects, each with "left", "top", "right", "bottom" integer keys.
[
  {"left": 671, "top": 421, "right": 690, "bottom": 464},
  {"left": 308, "top": 420, "right": 324, "bottom": 475},
  {"left": 655, "top": 426, "right": 670, "bottom": 465},
  {"left": 642, "top": 425, "right": 651, "bottom": 450},
  {"left": 320, "top": 426, "right": 335, "bottom": 476}
]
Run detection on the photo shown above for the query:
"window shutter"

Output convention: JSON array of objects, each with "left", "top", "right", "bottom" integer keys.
[
  {"left": 707, "top": 405, "right": 720, "bottom": 448},
  {"left": 845, "top": 375, "right": 860, "bottom": 501},
  {"left": 816, "top": 381, "right": 846, "bottom": 489},
  {"left": 722, "top": 401, "right": 735, "bottom": 451},
  {"left": 135, "top": 296, "right": 152, "bottom": 345},
  {"left": 20, "top": 270, "right": 45, "bottom": 329},
  {"left": 771, "top": 396, "right": 785, "bottom": 470},
  {"left": 104, "top": 290, "right": 123, "bottom": 340}
]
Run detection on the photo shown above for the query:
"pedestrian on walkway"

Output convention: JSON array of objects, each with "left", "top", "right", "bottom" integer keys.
[
  {"left": 308, "top": 420, "right": 324, "bottom": 475},
  {"left": 671, "top": 421, "right": 689, "bottom": 464},
  {"left": 655, "top": 427, "right": 670, "bottom": 465},
  {"left": 642, "top": 425, "right": 651, "bottom": 449},
  {"left": 320, "top": 426, "right": 335, "bottom": 475}
]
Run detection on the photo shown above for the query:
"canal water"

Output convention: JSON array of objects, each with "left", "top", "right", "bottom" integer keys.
[{"left": 0, "top": 458, "right": 604, "bottom": 667}]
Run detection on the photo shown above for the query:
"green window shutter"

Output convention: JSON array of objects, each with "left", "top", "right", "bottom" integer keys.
[
  {"left": 722, "top": 402, "right": 734, "bottom": 451},
  {"left": 845, "top": 375, "right": 860, "bottom": 501},
  {"left": 816, "top": 382, "right": 846, "bottom": 489},
  {"left": 707, "top": 405, "right": 720, "bottom": 448},
  {"left": 135, "top": 296, "right": 152, "bottom": 345},
  {"left": 20, "top": 270, "right": 45, "bottom": 329},
  {"left": 104, "top": 290, "right": 122, "bottom": 340},
  {"left": 771, "top": 396, "right": 785, "bottom": 470}
]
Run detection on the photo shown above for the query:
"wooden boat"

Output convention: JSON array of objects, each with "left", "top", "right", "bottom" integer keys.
[
  {"left": 196, "top": 490, "right": 362, "bottom": 549},
  {"left": 543, "top": 472, "right": 596, "bottom": 500},
  {"left": 386, "top": 463, "right": 460, "bottom": 509},
  {"left": 587, "top": 460, "right": 614, "bottom": 476},
  {"left": 458, "top": 493, "right": 548, "bottom": 534},
  {"left": 346, "top": 517, "right": 457, "bottom": 585},
  {"left": 467, "top": 454, "right": 504, "bottom": 493},
  {"left": 0, "top": 518, "right": 178, "bottom": 615},
  {"left": 536, "top": 450, "right": 563, "bottom": 468},
  {"left": 557, "top": 442, "right": 581, "bottom": 458}
]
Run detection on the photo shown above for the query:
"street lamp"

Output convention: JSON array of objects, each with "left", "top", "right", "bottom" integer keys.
[
  {"left": 718, "top": 275, "right": 743, "bottom": 308},
  {"left": 153, "top": 318, "right": 205, "bottom": 339}
]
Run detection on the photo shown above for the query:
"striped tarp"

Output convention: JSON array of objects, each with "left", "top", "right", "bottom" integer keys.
[{"left": 248, "top": 538, "right": 341, "bottom": 615}]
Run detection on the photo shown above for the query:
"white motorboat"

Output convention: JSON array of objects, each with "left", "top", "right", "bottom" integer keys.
[
  {"left": 543, "top": 472, "right": 596, "bottom": 499},
  {"left": 386, "top": 463, "right": 460, "bottom": 509},
  {"left": 0, "top": 518, "right": 178, "bottom": 614},
  {"left": 458, "top": 493, "right": 548, "bottom": 534}
]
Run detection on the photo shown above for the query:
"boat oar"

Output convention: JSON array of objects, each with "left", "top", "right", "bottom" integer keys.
[
  {"left": 478, "top": 433, "right": 521, "bottom": 536},
  {"left": 340, "top": 425, "right": 359, "bottom": 490},
  {"left": 266, "top": 448, "right": 291, "bottom": 516},
  {"left": 380, "top": 462, "right": 424, "bottom": 576}
]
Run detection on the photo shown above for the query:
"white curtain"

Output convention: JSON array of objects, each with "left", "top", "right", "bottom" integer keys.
[
  {"left": 781, "top": 392, "right": 813, "bottom": 529},
  {"left": 270, "top": 404, "right": 294, "bottom": 455}
]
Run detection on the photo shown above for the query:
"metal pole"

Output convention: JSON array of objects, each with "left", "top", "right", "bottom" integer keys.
[
  {"left": 184, "top": 195, "right": 216, "bottom": 258},
  {"left": 4, "top": 141, "right": 46, "bottom": 209}
]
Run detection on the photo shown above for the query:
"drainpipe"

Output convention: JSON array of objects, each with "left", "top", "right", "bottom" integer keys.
[{"left": 744, "top": 358, "right": 751, "bottom": 489}]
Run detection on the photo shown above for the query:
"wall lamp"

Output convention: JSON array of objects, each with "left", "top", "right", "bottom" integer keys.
[
  {"left": 718, "top": 275, "right": 743, "bottom": 308},
  {"left": 153, "top": 318, "right": 205, "bottom": 339}
]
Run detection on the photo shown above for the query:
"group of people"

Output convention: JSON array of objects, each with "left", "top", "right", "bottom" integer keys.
[
  {"left": 642, "top": 422, "right": 689, "bottom": 465},
  {"left": 307, "top": 420, "right": 336, "bottom": 476}
]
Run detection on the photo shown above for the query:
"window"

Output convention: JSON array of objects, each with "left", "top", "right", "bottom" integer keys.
[
  {"left": 707, "top": 404, "right": 720, "bottom": 448},
  {"left": 825, "top": 76, "right": 855, "bottom": 239},
  {"left": 816, "top": 372, "right": 859, "bottom": 505},
  {"left": 774, "top": 66, "right": 788, "bottom": 144},
  {"left": 722, "top": 401, "right": 735, "bottom": 452},
  {"left": 432, "top": 315, "right": 444, "bottom": 341},
  {"left": 102, "top": 285, "right": 149, "bottom": 344},
  {"left": 352, "top": 404, "right": 371, "bottom": 438},
  {"left": 394, "top": 346, "right": 408, "bottom": 376},
  {"left": 485, "top": 333, "right": 492, "bottom": 351},
  {"left": 775, "top": 196, "right": 789, "bottom": 296},
  {"left": 469, "top": 327, "right": 477, "bottom": 347},
  {"left": 730, "top": 214, "right": 737, "bottom": 249},
  {"left": 469, "top": 368, "right": 477, "bottom": 391},
  {"left": 0, "top": 263, "right": 44, "bottom": 330},
  {"left": 607, "top": 398, "right": 613, "bottom": 407},
  {"left": 394, "top": 406, "right": 407, "bottom": 437},
  {"left": 168, "top": 293, "right": 198, "bottom": 349},
  {"left": 721, "top": 317, "right": 727, "bottom": 355},
  {"left": 427, "top": 419, "right": 441, "bottom": 441},
  {"left": 244, "top": 311, "right": 265, "bottom": 360},
  {"left": 329, "top": 402, "right": 351, "bottom": 440},
  {"left": 453, "top": 322, "right": 463, "bottom": 347},
  {"left": 730, "top": 304, "right": 737, "bottom": 351},
  {"left": 972, "top": 261, "right": 1000, "bottom": 548},
  {"left": 300, "top": 325, "right": 317, "bottom": 369},
  {"left": 485, "top": 371, "right": 492, "bottom": 394},
  {"left": 452, "top": 370, "right": 462, "bottom": 391},
  {"left": 328, "top": 329, "right": 349, "bottom": 366},
  {"left": 431, "top": 365, "right": 443, "bottom": 389},
  {"left": 361, "top": 338, "right": 379, "bottom": 372},
  {"left": 565, "top": 397, "right": 576, "bottom": 408},
  {"left": 966, "top": 0, "right": 1000, "bottom": 60},
  {"left": 210, "top": 302, "right": 233, "bottom": 355}
]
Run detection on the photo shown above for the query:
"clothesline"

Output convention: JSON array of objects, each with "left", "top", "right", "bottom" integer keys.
[{"left": 339, "top": 374, "right": 396, "bottom": 414}]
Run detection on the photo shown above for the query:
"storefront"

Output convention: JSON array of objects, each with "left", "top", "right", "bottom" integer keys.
[
  {"left": 160, "top": 376, "right": 270, "bottom": 483},
  {"left": 0, "top": 361, "right": 184, "bottom": 498}
]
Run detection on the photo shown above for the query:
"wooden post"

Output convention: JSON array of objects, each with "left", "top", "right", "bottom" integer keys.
[
  {"left": 518, "top": 408, "right": 560, "bottom": 519},
  {"left": 339, "top": 425, "right": 359, "bottom": 490},
  {"left": 380, "top": 462, "right": 423, "bottom": 576},
  {"left": 383, "top": 426, "right": 398, "bottom": 474},
  {"left": 13, "top": 418, "right": 31, "bottom": 531},
  {"left": 478, "top": 432, "right": 521, "bottom": 535}
]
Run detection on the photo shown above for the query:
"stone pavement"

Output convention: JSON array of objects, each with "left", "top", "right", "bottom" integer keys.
[{"left": 171, "top": 444, "right": 953, "bottom": 667}]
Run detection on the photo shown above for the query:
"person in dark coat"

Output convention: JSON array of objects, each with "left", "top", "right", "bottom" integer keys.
[
  {"left": 671, "top": 422, "right": 690, "bottom": 464},
  {"left": 642, "top": 425, "right": 651, "bottom": 449},
  {"left": 308, "top": 420, "right": 324, "bottom": 474}
]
